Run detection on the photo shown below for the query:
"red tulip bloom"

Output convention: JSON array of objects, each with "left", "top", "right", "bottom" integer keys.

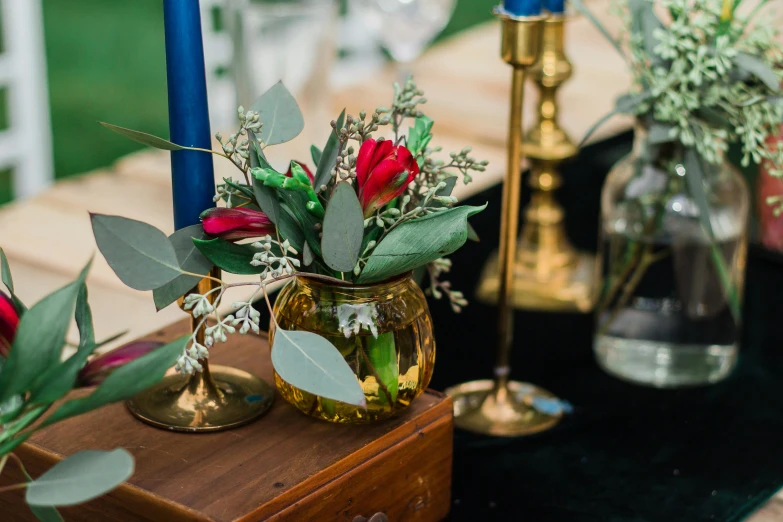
[
  {"left": 78, "top": 341, "right": 163, "bottom": 386},
  {"left": 201, "top": 207, "right": 275, "bottom": 241},
  {"left": 356, "top": 139, "right": 419, "bottom": 217},
  {"left": 286, "top": 161, "right": 314, "bottom": 185},
  {"left": 0, "top": 292, "right": 19, "bottom": 358}
]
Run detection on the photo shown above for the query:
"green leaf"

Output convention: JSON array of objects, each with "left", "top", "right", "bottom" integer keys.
[
  {"left": 278, "top": 189, "right": 323, "bottom": 258},
  {"left": 75, "top": 284, "right": 94, "bottom": 350},
  {"left": 367, "top": 333, "right": 397, "bottom": 405},
  {"left": 570, "top": 0, "right": 626, "bottom": 59},
  {"left": 42, "top": 336, "right": 187, "bottom": 427},
  {"left": 271, "top": 329, "right": 366, "bottom": 407},
  {"left": 321, "top": 183, "right": 364, "bottom": 272},
  {"left": 733, "top": 53, "right": 781, "bottom": 92},
  {"left": 358, "top": 204, "right": 487, "bottom": 283},
  {"left": 0, "top": 262, "right": 90, "bottom": 401},
  {"left": 303, "top": 242, "right": 314, "bottom": 267},
  {"left": 153, "top": 225, "right": 213, "bottom": 310},
  {"left": 629, "top": 0, "right": 666, "bottom": 66},
  {"left": 26, "top": 449, "right": 133, "bottom": 507},
  {"left": 277, "top": 204, "right": 306, "bottom": 252},
  {"left": 253, "top": 177, "right": 281, "bottom": 226},
  {"left": 29, "top": 505, "right": 63, "bottom": 522},
  {"left": 581, "top": 91, "right": 652, "bottom": 147},
  {"left": 407, "top": 115, "right": 434, "bottom": 156},
  {"left": 91, "top": 214, "right": 182, "bottom": 291},
  {"left": 648, "top": 123, "right": 676, "bottom": 144},
  {"left": 0, "top": 248, "right": 26, "bottom": 313},
  {"left": 310, "top": 145, "right": 323, "bottom": 167},
  {"left": 314, "top": 110, "right": 346, "bottom": 189},
  {"left": 251, "top": 81, "right": 304, "bottom": 147},
  {"left": 467, "top": 222, "right": 480, "bottom": 242},
  {"left": 99, "top": 122, "right": 186, "bottom": 151},
  {"left": 193, "top": 238, "right": 266, "bottom": 275}
]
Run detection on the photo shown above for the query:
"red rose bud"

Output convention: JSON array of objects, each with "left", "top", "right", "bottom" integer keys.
[
  {"left": 356, "top": 138, "right": 419, "bottom": 217},
  {"left": 285, "top": 161, "right": 314, "bottom": 185},
  {"left": 0, "top": 292, "right": 19, "bottom": 358},
  {"left": 78, "top": 341, "right": 163, "bottom": 386},
  {"left": 201, "top": 207, "right": 275, "bottom": 241}
]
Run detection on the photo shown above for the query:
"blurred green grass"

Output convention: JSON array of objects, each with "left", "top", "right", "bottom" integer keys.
[{"left": 0, "top": 0, "right": 495, "bottom": 204}]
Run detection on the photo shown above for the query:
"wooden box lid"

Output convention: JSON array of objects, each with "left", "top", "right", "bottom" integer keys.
[{"left": 1, "top": 321, "right": 453, "bottom": 522}]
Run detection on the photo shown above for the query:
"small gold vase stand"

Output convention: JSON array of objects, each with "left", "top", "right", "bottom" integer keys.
[
  {"left": 445, "top": 8, "right": 562, "bottom": 437},
  {"left": 127, "top": 268, "right": 274, "bottom": 432},
  {"left": 476, "top": 13, "right": 598, "bottom": 313}
]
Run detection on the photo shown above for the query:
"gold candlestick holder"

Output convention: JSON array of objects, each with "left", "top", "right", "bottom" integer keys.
[
  {"left": 127, "top": 268, "right": 274, "bottom": 432},
  {"left": 445, "top": 8, "right": 562, "bottom": 437},
  {"left": 476, "top": 13, "right": 598, "bottom": 313}
]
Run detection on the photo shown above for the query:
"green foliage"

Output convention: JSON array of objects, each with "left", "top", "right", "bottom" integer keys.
[
  {"left": 99, "top": 122, "right": 185, "bottom": 151},
  {"left": 367, "top": 333, "right": 398, "bottom": 405},
  {"left": 314, "top": 110, "right": 346, "bottom": 189},
  {"left": 193, "top": 238, "right": 267, "bottom": 275},
  {"left": 250, "top": 81, "right": 304, "bottom": 147},
  {"left": 153, "top": 225, "right": 213, "bottom": 310},
  {"left": 321, "top": 182, "right": 364, "bottom": 272}
]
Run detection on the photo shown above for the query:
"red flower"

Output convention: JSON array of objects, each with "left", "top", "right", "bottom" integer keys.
[
  {"left": 0, "top": 292, "right": 19, "bottom": 358},
  {"left": 286, "top": 161, "right": 314, "bottom": 185},
  {"left": 78, "top": 341, "right": 163, "bottom": 386},
  {"left": 356, "top": 139, "right": 419, "bottom": 217},
  {"left": 201, "top": 207, "right": 275, "bottom": 241}
]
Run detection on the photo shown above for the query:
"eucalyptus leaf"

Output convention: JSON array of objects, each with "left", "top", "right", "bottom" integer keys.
[
  {"left": 0, "top": 262, "right": 90, "bottom": 401},
  {"left": 733, "top": 53, "right": 781, "bottom": 92},
  {"left": 0, "top": 247, "right": 26, "bottom": 313},
  {"left": 42, "top": 336, "right": 187, "bottom": 427},
  {"left": 314, "top": 109, "right": 346, "bottom": 189},
  {"left": 277, "top": 204, "right": 306, "bottom": 252},
  {"left": 153, "top": 225, "right": 213, "bottom": 310},
  {"left": 629, "top": 0, "right": 666, "bottom": 66},
  {"left": 436, "top": 176, "right": 457, "bottom": 198},
  {"left": 321, "top": 182, "right": 364, "bottom": 272},
  {"left": 271, "top": 329, "right": 366, "bottom": 407},
  {"left": 29, "top": 505, "right": 63, "bottom": 522},
  {"left": 99, "top": 123, "right": 186, "bottom": 151},
  {"left": 26, "top": 449, "right": 133, "bottom": 507},
  {"left": 303, "top": 242, "right": 314, "bottom": 267},
  {"left": 358, "top": 204, "right": 487, "bottom": 283},
  {"left": 278, "top": 189, "right": 322, "bottom": 258},
  {"left": 310, "top": 145, "right": 322, "bottom": 167},
  {"left": 367, "top": 333, "right": 398, "bottom": 405},
  {"left": 648, "top": 124, "right": 676, "bottom": 144},
  {"left": 91, "top": 214, "right": 182, "bottom": 291},
  {"left": 253, "top": 177, "right": 281, "bottom": 226},
  {"left": 570, "top": 0, "right": 626, "bottom": 58},
  {"left": 193, "top": 238, "right": 266, "bottom": 275},
  {"left": 251, "top": 81, "right": 304, "bottom": 147}
]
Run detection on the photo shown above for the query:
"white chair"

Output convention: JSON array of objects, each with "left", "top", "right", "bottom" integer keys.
[{"left": 0, "top": 0, "right": 53, "bottom": 200}]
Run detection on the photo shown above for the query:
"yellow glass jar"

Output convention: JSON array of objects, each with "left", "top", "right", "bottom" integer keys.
[{"left": 270, "top": 273, "right": 435, "bottom": 423}]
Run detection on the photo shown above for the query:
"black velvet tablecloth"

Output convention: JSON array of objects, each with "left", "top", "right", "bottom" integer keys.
[{"left": 428, "top": 132, "right": 783, "bottom": 522}]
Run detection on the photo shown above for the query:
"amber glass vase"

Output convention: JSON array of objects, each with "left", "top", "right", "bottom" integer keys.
[{"left": 270, "top": 273, "right": 435, "bottom": 423}]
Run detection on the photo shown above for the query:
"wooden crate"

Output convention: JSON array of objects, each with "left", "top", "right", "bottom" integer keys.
[{"left": 0, "top": 321, "right": 453, "bottom": 521}]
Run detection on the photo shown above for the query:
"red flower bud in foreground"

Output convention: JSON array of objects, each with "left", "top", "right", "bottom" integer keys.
[
  {"left": 201, "top": 207, "right": 275, "bottom": 241},
  {"left": 78, "top": 341, "right": 163, "bottom": 386},
  {"left": 356, "top": 139, "right": 419, "bottom": 217},
  {"left": 0, "top": 292, "right": 20, "bottom": 358},
  {"left": 286, "top": 161, "right": 314, "bottom": 185}
]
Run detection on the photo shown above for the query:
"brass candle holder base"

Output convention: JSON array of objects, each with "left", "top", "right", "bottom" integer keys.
[
  {"left": 127, "top": 362, "right": 274, "bottom": 433},
  {"left": 127, "top": 267, "right": 274, "bottom": 432},
  {"left": 446, "top": 380, "right": 561, "bottom": 437}
]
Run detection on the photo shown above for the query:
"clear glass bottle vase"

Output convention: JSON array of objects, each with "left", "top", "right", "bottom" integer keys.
[{"left": 594, "top": 124, "right": 749, "bottom": 387}]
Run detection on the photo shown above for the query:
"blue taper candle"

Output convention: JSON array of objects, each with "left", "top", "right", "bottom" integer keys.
[
  {"left": 503, "top": 0, "right": 542, "bottom": 16},
  {"left": 163, "top": 0, "right": 215, "bottom": 230},
  {"left": 543, "top": 0, "right": 565, "bottom": 13}
]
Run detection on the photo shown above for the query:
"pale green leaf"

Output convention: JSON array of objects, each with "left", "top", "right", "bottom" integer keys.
[
  {"left": 99, "top": 122, "right": 185, "bottom": 151},
  {"left": 321, "top": 182, "right": 364, "bottom": 272},
  {"left": 311, "top": 145, "right": 323, "bottom": 166},
  {"left": 91, "top": 214, "right": 182, "bottom": 291},
  {"left": 303, "top": 242, "right": 314, "bottom": 266},
  {"left": 26, "top": 449, "right": 133, "bottom": 507},
  {"left": 648, "top": 123, "right": 676, "bottom": 144},
  {"left": 734, "top": 53, "right": 781, "bottom": 92},
  {"left": 271, "top": 329, "right": 366, "bottom": 407},
  {"left": 629, "top": 0, "right": 666, "bottom": 66},
  {"left": 358, "top": 204, "right": 487, "bottom": 283},
  {"left": 153, "top": 225, "right": 213, "bottom": 310},
  {"left": 314, "top": 110, "right": 346, "bottom": 189},
  {"left": 251, "top": 81, "right": 304, "bottom": 147}
]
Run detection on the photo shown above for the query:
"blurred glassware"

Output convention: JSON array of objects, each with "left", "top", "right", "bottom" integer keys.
[
  {"left": 358, "top": 0, "right": 457, "bottom": 78},
  {"left": 226, "top": 0, "right": 338, "bottom": 158}
]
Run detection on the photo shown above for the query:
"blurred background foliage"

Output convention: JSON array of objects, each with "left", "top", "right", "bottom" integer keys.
[{"left": 0, "top": 0, "right": 496, "bottom": 204}]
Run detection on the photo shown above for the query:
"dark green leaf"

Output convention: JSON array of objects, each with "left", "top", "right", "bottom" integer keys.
[
  {"left": 278, "top": 189, "right": 322, "bottom": 258},
  {"left": 277, "top": 204, "right": 306, "bottom": 252},
  {"left": 367, "top": 333, "right": 397, "bottom": 405},
  {"left": 30, "top": 505, "right": 63, "bottom": 522},
  {"left": 467, "top": 222, "right": 480, "bottom": 242},
  {"left": 358, "top": 204, "right": 487, "bottom": 283},
  {"left": 314, "top": 110, "right": 346, "bottom": 189},
  {"left": 0, "top": 262, "right": 90, "bottom": 401},
  {"left": 153, "top": 225, "right": 213, "bottom": 310},
  {"left": 42, "top": 336, "right": 186, "bottom": 427},
  {"left": 570, "top": 0, "right": 627, "bottom": 58},
  {"left": 75, "top": 285, "right": 94, "bottom": 350},
  {"left": 99, "top": 122, "right": 185, "bottom": 151},
  {"left": 0, "top": 248, "right": 26, "bottom": 313},
  {"left": 734, "top": 53, "right": 781, "bottom": 92},
  {"left": 249, "top": 133, "right": 275, "bottom": 171},
  {"left": 250, "top": 81, "right": 304, "bottom": 147},
  {"left": 310, "top": 145, "right": 323, "bottom": 167},
  {"left": 253, "top": 180, "right": 281, "bottom": 226},
  {"left": 26, "top": 449, "right": 133, "bottom": 507},
  {"left": 193, "top": 238, "right": 265, "bottom": 275},
  {"left": 271, "top": 329, "right": 366, "bottom": 407},
  {"left": 321, "top": 183, "right": 364, "bottom": 272},
  {"left": 91, "top": 214, "right": 182, "bottom": 291}
]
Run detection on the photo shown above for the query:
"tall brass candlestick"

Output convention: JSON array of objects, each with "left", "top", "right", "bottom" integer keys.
[
  {"left": 445, "top": 9, "right": 562, "bottom": 437},
  {"left": 127, "top": 268, "right": 274, "bottom": 432},
  {"left": 476, "top": 14, "right": 598, "bottom": 312}
]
